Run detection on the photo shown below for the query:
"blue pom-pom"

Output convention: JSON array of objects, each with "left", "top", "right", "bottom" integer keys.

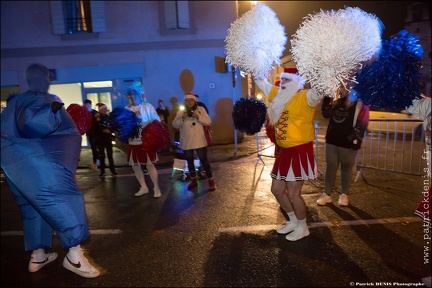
[
  {"left": 109, "top": 107, "right": 141, "bottom": 143},
  {"left": 232, "top": 98, "right": 267, "bottom": 135},
  {"left": 354, "top": 29, "right": 424, "bottom": 112}
]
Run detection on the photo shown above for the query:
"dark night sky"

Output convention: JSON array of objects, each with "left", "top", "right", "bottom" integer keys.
[{"left": 254, "top": 1, "right": 430, "bottom": 57}]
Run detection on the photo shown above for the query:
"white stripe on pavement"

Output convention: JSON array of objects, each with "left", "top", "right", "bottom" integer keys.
[
  {"left": 1, "top": 229, "right": 123, "bottom": 236},
  {"left": 218, "top": 217, "right": 422, "bottom": 233},
  {"left": 2, "top": 218, "right": 422, "bottom": 236}
]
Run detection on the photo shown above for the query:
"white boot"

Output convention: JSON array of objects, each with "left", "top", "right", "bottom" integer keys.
[
  {"left": 153, "top": 187, "right": 162, "bottom": 198},
  {"left": 132, "top": 165, "right": 149, "bottom": 196},
  {"left": 135, "top": 186, "right": 149, "bottom": 196}
]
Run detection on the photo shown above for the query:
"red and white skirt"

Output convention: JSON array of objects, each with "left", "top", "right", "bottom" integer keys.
[
  {"left": 271, "top": 142, "right": 317, "bottom": 181},
  {"left": 127, "top": 144, "right": 158, "bottom": 165}
]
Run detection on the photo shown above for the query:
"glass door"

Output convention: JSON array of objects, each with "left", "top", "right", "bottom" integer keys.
[{"left": 85, "top": 90, "right": 113, "bottom": 111}]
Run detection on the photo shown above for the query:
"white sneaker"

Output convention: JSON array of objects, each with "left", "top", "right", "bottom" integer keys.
[
  {"left": 285, "top": 226, "right": 310, "bottom": 241},
  {"left": 135, "top": 187, "right": 149, "bottom": 197},
  {"left": 316, "top": 193, "right": 332, "bottom": 206},
  {"left": 28, "top": 251, "right": 58, "bottom": 272},
  {"left": 276, "top": 221, "right": 297, "bottom": 234},
  {"left": 63, "top": 246, "right": 100, "bottom": 278},
  {"left": 338, "top": 194, "right": 349, "bottom": 206},
  {"left": 153, "top": 187, "right": 162, "bottom": 198}
]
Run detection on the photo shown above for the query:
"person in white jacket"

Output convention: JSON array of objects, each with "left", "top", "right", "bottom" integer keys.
[
  {"left": 172, "top": 92, "right": 216, "bottom": 191},
  {"left": 125, "top": 85, "right": 162, "bottom": 198}
]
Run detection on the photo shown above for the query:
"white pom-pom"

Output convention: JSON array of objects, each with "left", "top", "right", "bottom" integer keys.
[
  {"left": 225, "top": 4, "right": 287, "bottom": 79},
  {"left": 291, "top": 7, "right": 383, "bottom": 96}
]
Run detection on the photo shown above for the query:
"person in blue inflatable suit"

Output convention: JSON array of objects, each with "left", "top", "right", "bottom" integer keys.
[{"left": 0, "top": 63, "right": 101, "bottom": 278}]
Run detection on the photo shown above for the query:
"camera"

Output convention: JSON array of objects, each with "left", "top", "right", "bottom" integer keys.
[{"left": 186, "top": 107, "right": 196, "bottom": 117}]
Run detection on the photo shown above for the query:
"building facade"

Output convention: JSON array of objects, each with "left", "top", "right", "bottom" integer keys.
[{"left": 1, "top": 1, "right": 242, "bottom": 145}]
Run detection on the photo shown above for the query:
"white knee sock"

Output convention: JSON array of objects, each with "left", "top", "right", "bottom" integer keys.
[
  {"left": 297, "top": 218, "right": 307, "bottom": 228},
  {"left": 147, "top": 164, "right": 160, "bottom": 190},
  {"left": 287, "top": 211, "right": 298, "bottom": 224},
  {"left": 132, "top": 165, "right": 147, "bottom": 189}
]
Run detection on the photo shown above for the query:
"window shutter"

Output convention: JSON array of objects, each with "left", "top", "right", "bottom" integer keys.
[
  {"left": 90, "top": 1, "right": 106, "bottom": 33},
  {"left": 50, "top": 1, "right": 66, "bottom": 35},
  {"left": 164, "top": 1, "right": 177, "bottom": 29},
  {"left": 177, "top": 1, "right": 190, "bottom": 29}
]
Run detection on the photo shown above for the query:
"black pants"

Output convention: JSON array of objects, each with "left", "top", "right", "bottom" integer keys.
[
  {"left": 183, "top": 147, "right": 212, "bottom": 178},
  {"left": 89, "top": 136, "right": 99, "bottom": 164},
  {"left": 97, "top": 141, "right": 116, "bottom": 175}
]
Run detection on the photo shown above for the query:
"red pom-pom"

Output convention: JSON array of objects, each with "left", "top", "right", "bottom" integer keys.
[
  {"left": 141, "top": 120, "right": 169, "bottom": 151},
  {"left": 264, "top": 116, "right": 276, "bottom": 144},
  {"left": 66, "top": 104, "right": 92, "bottom": 135}
]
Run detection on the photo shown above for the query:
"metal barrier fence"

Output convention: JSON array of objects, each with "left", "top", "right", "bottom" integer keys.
[
  {"left": 355, "top": 118, "right": 426, "bottom": 181},
  {"left": 255, "top": 119, "right": 426, "bottom": 182}
]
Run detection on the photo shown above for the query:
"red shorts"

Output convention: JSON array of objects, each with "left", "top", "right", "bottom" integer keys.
[
  {"left": 271, "top": 142, "right": 317, "bottom": 181},
  {"left": 127, "top": 144, "right": 158, "bottom": 165}
]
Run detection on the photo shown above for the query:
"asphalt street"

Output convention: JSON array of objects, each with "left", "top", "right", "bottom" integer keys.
[{"left": 1, "top": 133, "right": 431, "bottom": 287}]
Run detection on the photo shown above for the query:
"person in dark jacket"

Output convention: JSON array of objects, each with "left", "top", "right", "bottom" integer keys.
[
  {"left": 94, "top": 103, "right": 117, "bottom": 177},
  {"left": 156, "top": 99, "right": 170, "bottom": 125},
  {"left": 84, "top": 99, "right": 99, "bottom": 170},
  {"left": 317, "top": 85, "right": 370, "bottom": 207}
]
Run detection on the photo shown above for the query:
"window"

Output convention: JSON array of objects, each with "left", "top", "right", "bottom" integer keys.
[
  {"left": 50, "top": 1, "right": 106, "bottom": 35},
  {"left": 64, "top": 0, "right": 91, "bottom": 34},
  {"left": 158, "top": 1, "right": 196, "bottom": 36},
  {"left": 164, "top": 1, "right": 190, "bottom": 29}
]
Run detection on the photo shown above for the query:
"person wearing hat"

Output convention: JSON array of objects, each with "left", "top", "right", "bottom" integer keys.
[
  {"left": 254, "top": 67, "right": 323, "bottom": 241},
  {"left": 125, "top": 83, "right": 162, "bottom": 198},
  {"left": 172, "top": 92, "right": 216, "bottom": 191},
  {"left": 94, "top": 103, "right": 117, "bottom": 177}
]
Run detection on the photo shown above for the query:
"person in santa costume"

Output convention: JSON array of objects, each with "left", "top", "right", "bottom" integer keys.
[
  {"left": 255, "top": 67, "right": 323, "bottom": 241},
  {"left": 125, "top": 83, "right": 162, "bottom": 198}
]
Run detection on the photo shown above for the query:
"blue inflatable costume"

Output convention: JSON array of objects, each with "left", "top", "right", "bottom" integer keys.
[{"left": 1, "top": 63, "right": 101, "bottom": 278}]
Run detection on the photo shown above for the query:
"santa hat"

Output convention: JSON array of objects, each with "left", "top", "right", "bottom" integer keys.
[
  {"left": 184, "top": 92, "right": 199, "bottom": 101},
  {"left": 280, "top": 68, "right": 299, "bottom": 79},
  {"left": 96, "top": 103, "right": 107, "bottom": 112}
]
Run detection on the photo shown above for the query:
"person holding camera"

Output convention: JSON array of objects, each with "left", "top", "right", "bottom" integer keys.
[
  {"left": 172, "top": 92, "right": 216, "bottom": 191},
  {"left": 316, "top": 85, "right": 369, "bottom": 207}
]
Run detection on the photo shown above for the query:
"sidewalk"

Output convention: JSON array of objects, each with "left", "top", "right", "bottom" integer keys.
[{"left": 78, "top": 134, "right": 260, "bottom": 170}]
